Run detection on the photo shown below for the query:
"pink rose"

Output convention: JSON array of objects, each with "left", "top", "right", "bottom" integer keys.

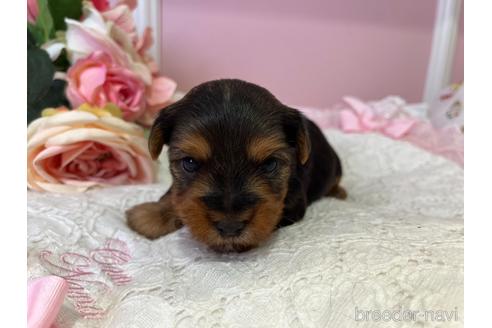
[
  {"left": 65, "top": 2, "right": 178, "bottom": 125},
  {"left": 102, "top": 4, "right": 138, "bottom": 44},
  {"left": 91, "top": 0, "right": 110, "bottom": 12},
  {"left": 137, "top": 76, "right": 178, "bottom": 126},
  {"left": 91, "top": 0, "right": 137, "bottom": 12},
  {"left": 119, "top": 0, "right": 137, "bottom": 10},
  {"left": 65, "top": 5, "right": 152, "bottom": 84},
  {"left": 67, "top": 52, "right": 146, "bottom": 121},
  {"left": 27, "top": 0, "right": 39, "bottom": 24},
  {"left": 27, "top": 108, "right": 156, "bottom": 193}
]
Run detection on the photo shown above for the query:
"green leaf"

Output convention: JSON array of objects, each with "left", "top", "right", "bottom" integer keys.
[
  {"left": 27, "top": 29, "right": 70, "bottom": 123},
  {"left": 27, "top": 45, "right": 55, "bottom": 106},
  {"left": 27, "top": 29, "right": 37, "bottom": 49},
  {"left": 27, "top": 23, "right": 45, "bottom": 47},
  {"left": 27, "top": 79, "right": 69, "bottom": 123},
  {"left": 36, "top": 0, "right": 55, "bottom": 45},
  {"left": 27, "top": 28, "right": 70, "bottom": 123},
  {"left": 48, "top": 0, "right": 83, "bottom": 31}
]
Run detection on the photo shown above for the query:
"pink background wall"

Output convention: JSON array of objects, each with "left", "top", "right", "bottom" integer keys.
[{"left": 161, "top": 0, "right": 464, "bottom": 107}]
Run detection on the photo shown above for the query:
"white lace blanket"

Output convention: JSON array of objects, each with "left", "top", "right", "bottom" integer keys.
[{"left": 27, "top": 131, "right": 464, "bottom": 328}]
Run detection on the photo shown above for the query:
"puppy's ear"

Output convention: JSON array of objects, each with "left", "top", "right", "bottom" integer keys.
[
  {"left": 148, "top": 101, "right": 182, "bottom": 160},
  {"left": 282, "top": 107, "right": 311, "bottom": 165}
]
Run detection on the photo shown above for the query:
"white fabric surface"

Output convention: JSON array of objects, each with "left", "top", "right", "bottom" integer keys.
[{"left": 27, "top": 130, "right": 464, "bottom": 328}]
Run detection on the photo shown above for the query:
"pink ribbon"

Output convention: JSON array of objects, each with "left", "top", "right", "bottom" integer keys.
[
  {"left": 339, "top": 96, "right": 417, "bottom": 138},
  {"left": 28, "top": 276, "right": 68, "bottom": 328}
]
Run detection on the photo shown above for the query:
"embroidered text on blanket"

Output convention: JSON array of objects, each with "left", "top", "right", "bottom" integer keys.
[{"left": 38, "top": 238, "right": 132, "bottom": 319}]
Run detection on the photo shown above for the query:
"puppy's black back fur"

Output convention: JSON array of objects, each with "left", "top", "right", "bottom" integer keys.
[{"left": 279, "top": 117, "right": 342, "bottom": 227}]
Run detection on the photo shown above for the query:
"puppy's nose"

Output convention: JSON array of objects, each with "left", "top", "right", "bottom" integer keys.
[{"left": 214, "top": 220, "right": 246, "bottom": 237}]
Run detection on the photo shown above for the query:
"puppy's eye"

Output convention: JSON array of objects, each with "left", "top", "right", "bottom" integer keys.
[
  {"left": 182, "top": 157, "right": 200, "bottom": 173},
  {"left": 261, "top": 158, "right": 278, "bottom": 173}
]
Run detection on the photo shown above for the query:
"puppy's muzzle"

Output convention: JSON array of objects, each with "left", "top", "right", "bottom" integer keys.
[{"left": 213, "top": 220, "right": 246, "bottom": 237}]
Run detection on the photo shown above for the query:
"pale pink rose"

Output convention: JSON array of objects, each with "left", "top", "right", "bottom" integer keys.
[
  {"left": 27, "top": 109, "right": 156, "bottom": 193},
  {"left": 137, "top": 77, "right": 178, "bottom": 126},
  {"left": 133, "top": 27, "right": 161, "bottom": 76},
  {"left": 102, "top": 4, "right": 138, "bottom": 44},
  {"left": 65, "top": 5, "right": 152, "bottom": 84},
  {"left": 135, "top": 27, "right": 153, "bottom": 59},
  {"left": 65, "top": 2, "right": 178, "bottom": 125},
  {"left": 118, "top": 0, "right": 137, "bottom": 10},
  {"left": 66, "top": 52, "right": 146, "bottom": 121},
  {"left": 27, "top": 0, "right": 39, "bottom": 24}
]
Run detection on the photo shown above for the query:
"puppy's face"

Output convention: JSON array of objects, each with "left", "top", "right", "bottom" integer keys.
[{"left": 149, "top": 80, "right": 310, "bottom": 252}]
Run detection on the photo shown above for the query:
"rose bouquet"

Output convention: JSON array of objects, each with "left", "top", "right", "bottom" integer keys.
[{"left": 27, "top": 0, "right": 177, "bottom": 192}]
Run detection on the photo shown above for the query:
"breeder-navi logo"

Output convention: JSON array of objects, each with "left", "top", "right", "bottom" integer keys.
[{"left": 354, "top": 306, "right": 459, "bottom": 323}]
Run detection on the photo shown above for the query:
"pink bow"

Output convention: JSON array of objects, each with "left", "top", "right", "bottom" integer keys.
[
  {"left": 28, "top": 276, "right": 68, "bottom": 328},
  {"left": 339, "top": 96, "right": 417, "bottom": 138}
]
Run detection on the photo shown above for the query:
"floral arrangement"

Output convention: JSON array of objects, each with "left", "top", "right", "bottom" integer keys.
[{"left": 27, "top": 0, "right": 177, "bottom": 192}]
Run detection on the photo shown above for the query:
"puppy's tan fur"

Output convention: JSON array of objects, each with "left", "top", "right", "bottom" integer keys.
[
  {"left": 126, "top": 194, "right": 182, "bottom": 239},
  {"left": 126, "top": 79, "right": 346, "bottom": 252}
]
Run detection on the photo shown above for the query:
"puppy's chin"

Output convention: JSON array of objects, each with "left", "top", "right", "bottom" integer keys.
[
  {"left": 208, "top": 239, "right": 257, "bottom": 253},
  {"left": 176, "top": 195, "right": 285, "bottom": 252},
  {"left": 183, "top": 214, "right": 281, "bottom": 253},
  {"left": 185, "top": 221, "right": 275, "bottom": 253}
]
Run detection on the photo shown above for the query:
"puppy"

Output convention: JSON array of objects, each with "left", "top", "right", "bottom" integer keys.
[{"left": 126, "top": 79, "right": 346, "bottom": 252}]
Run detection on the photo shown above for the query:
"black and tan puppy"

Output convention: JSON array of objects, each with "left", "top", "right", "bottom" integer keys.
[{"left": 126, "top": 79, "right": 346, "bottom": 252}]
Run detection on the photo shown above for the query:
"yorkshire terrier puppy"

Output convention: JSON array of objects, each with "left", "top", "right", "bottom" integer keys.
[{"left": 126, "top": 79, "right": 346, "bottom": 252}]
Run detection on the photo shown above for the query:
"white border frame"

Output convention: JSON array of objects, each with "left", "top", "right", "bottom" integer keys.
[{"left": 423, "top": 0, "right": 462, "bottom": 104}]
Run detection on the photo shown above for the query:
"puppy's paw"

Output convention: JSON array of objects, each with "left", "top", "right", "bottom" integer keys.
[
  {"left": 126, "top": 202, "right": 182, "bottom": 239},
  {"left": 326, "top": 185, "right": 347, "bottom": 200}
]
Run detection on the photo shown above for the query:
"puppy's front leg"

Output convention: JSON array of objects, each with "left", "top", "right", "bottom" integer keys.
[{"left": 126, "top": 190, "right": 183, "bottom": 239}]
